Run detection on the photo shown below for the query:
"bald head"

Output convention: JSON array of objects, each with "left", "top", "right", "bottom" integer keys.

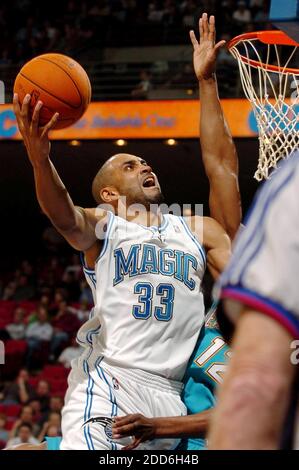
[
  {"left": 92, "top": 154, "right": 139, "bottom": 204},
  {"left": 92, "top": 153, "right": 162, "bottom": 208}
]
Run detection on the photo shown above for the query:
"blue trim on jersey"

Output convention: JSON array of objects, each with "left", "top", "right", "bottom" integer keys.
[
  {"left": 137, "top": 214, "right": 169, "bottom": 233},
  {"left": 221, "top": 284, "right": 299, "bottom": 339},
  {"left": 221, "top": 154, "right": 297, "bottom": 286},
  {"left": 96, "top": 211, "right": 115, "bottom": 262},
  {"left": 95, "top": 358, "right": 118, "bottom": 450},
  {"left": 83, "top": 359, "right": 95, "bottom": 450},
  {"left": 179, "top": 217, "right": 206, "bottom": 268},
  {"left": 80, "top": 252, "right": 97, "bottom": 292},
  {"left": 86, "top": 325, "right": 101, "bottom": 346},
  {"left": 80, "top": 252, "right": 96, "bottom": 273}
]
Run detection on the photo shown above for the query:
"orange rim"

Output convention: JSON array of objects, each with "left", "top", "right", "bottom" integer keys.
[{"left": 228, "top": 30, "right": 299, "bottom": 75}]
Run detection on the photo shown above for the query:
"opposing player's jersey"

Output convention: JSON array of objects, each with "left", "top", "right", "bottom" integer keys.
[
  {"left": 45, "top": 436, "right": 62, "bottom": 450},
  {"left": 180, "top": 311, "right": 230, "bottom": 450},
  {"left": 214, "top": 151, "right": 299, "bottom": 448},
  {"left": 78, "top": 213, "right": 206, "bottom": 381}
]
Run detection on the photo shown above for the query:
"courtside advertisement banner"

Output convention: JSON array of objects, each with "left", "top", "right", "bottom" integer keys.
[{"left": 0, "top": 99, "right": 265, "bottom": 140}]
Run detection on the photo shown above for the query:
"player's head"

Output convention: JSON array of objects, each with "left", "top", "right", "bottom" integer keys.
[{"left": 92, "top": 153, "right": 163, "bottom": 210}]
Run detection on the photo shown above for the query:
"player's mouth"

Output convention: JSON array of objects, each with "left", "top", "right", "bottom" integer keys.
[{"left": 142, "top": 175, "right": 157, "bottom": 189}]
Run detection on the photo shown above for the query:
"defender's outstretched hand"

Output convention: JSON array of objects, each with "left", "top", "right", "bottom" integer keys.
[
  {"left": 13, "top": 93, "right": 59, "bottom": 167},
  {"left": 190, "top": 13, "right": 226, "bottom": 81}
]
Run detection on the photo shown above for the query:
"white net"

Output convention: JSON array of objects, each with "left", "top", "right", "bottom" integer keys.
[{"left": 229, "top": 33, "right": 299, "bottom": 180}]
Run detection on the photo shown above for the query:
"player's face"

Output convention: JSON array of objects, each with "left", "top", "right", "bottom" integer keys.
[{"left": 112, "top": 154, "right": 163, "bottom": 207}]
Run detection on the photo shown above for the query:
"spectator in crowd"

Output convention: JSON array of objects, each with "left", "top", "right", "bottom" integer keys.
[
  {"left": 0, "top": 369, "right": 36, "bottom": 405},
  {"left": 79, "top": 279, "right": 94, "bottom": 304},
  {"left": 34, "top": 380, "right": 51, "bottom": 415},
  {"left": 63, "top": 253, "right": 82, "bottom": 280},
  {"left": 25, "top": 307, "right": 53, "bottom": 368},
  {"left": 5, "top": 307, "right": 26, "bottom": 340},
  {"left": 61, "top": 271, "right": 81, "bottom": 301},
  {"left": 58, "top": 336, "right": 83, "bottom": 368},
  {"left": 0, "top": 413, "right": 9, "bottom": 443},
  {"left": 49, "top": 396, "right": 64, "bottom": 415},
  {"left": 69, "top": 299, "right": 90, "bottom": 322},
  {"left": 233, "top": 0, "right": 252, "bottom": 23},
  {"left": 8, "top": 405, "right": 40, "bottom": 440},
  {"left": 148, "top": 1, "right": 165, "bottom": 22},
  {"left": 50, "top": 301, "right": 81, "bottom": 360},
  {"left": 2, "top": 281, "right": 17, "bottom": 301},
  {"left": 6, "top": 423, "right": 39, "bottom": 448},
  {"left": 39, "top": 396, "right": 64, "bottom": 427},
  {"left": 38, "top": 411, "right": 61, "bottom": 442},
  {"left": 28, "top": 399, "right": 42, "bottom": 426},
  {"left": 12, "top": 275, "right": 35, "bottom": 301},
  {"left": 131, "top": 70, "right": 152, "bottom": 99}
]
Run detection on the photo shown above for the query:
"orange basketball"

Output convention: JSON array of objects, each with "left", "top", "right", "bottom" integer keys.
[{"left": 14, "top": 53, "right": 92, "bottom": 129}]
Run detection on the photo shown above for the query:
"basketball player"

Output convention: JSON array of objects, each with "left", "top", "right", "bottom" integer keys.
[
  {"left": 112, "top": 308, "right": 229, "bottom": 450},
  {"left": 111, "top": 13, "right": 239, "bottom": 450},
  {"left": 13, "top": 58, "right": 231, "bottom": 448},
  {"left": 208, "top": 151, "right": 299, "bottom": 449}
]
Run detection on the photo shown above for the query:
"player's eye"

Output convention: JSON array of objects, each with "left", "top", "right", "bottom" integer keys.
[{"left": 125, "top": 164, "right": 133, "bottom": 170}]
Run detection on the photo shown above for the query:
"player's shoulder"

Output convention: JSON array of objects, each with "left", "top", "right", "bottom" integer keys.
[{"left": 83, "top": 206, "right": 109, "bottom": 221}]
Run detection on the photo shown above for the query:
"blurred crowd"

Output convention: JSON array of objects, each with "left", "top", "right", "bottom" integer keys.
[
  {"left": 0, "top": 0, "right": 271, "bottom": 65},
  {"left": 0, "top": 248, "right": 93, "bottom": 448}
]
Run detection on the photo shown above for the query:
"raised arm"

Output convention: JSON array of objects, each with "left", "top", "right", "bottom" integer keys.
[
  {"left": 13, "top": 94, "right": 104, "bottom": 251},
  {"left": 190, "top": 13, "right": 242, "bottom": 240},
  {"left": 202, "top": 216, "right": 231, "bottom": 279}
]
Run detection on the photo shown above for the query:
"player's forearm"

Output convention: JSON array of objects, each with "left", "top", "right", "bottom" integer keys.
[
  {"left": 33, "top": 158, "right": 79, "bottom": 232},
  {"left": 209, "top": 312, "right": 295, "bottom": 449},
  {"left": 152, "top": 411, "right": 211, "bottom": 439},
  {"left": 199, "top": 77, "right": 237, "bottom": 176},
  {"left": 200, "top": 78, "right": 241, "bottom": 238}
]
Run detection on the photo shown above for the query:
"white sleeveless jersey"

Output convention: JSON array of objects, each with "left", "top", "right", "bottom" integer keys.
[{"left": 78, "top": 213, "right": 206, "bottom": 381}]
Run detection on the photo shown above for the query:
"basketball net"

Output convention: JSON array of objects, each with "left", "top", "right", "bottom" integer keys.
[{"left": 229, "top": 31, "right": 299, "bottom": 180}]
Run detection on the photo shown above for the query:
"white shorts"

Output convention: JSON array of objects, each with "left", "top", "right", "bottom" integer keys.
[{"left": 60, "top": 355, "right": 186, "bottom": 450}]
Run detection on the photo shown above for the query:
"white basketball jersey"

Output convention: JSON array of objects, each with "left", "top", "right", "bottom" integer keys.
[{"left": 78, "top": 213, "right": 206, "bottom": 381}]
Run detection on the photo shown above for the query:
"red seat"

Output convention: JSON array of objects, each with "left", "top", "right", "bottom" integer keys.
[
  {"left": 28, "top": 376, "right": 39, "bottom": 388},
  {"left": 0, "top": 300, "right": 16, "bottom": 313},
  {"left": 5, "top": 420, "right": 16, "bottom": 431},
  {"left": 42, "top": 365, "right": 68, "bottom": 379},
  {"left": 5, "top": 340, "right": 27, "bottom": 353},
  {"left": 48, "top": 378, "right": 67, "bottom": 394},
  {"left": 1, "top": 404, "right": 22, "bottom": 417},
  {"left": 0, "top": 440, "right": 7, "bottom": 450},
  {"left": 17, "top": 301, "right": 37, "bottom": 313}
]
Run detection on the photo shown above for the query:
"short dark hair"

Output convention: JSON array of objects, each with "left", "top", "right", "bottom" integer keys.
[{"left": 18, "top": 422, "right": 32, "bottom": 433}]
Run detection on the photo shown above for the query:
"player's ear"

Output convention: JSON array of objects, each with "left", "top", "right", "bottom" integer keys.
[{"left": 100, "top": 186, "right": 119, "bottom": 203}]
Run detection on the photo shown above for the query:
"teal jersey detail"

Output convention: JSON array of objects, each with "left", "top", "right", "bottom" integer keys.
[
  {"left": 45, "top": 436, "right": 62, "bottom": 450},
  {"left": 180, "top": 322, "right": 230, "bottom": 450}
]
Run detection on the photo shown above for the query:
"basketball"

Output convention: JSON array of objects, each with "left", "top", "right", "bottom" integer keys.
[{"left": 13, "top": 53, "right": 92, "bottom": 130}]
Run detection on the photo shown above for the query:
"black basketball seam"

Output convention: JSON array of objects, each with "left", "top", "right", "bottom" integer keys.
[
  {"left": 39, "top": 57, "right": 86, "bottom": 107},
  {"left": 19, "top": 71, "right": 82, "bottom": 110}
]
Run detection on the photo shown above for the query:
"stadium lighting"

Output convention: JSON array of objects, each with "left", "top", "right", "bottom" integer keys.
[
  {"left": 165, "top": 139, "right": 177, "bottom": 146},
  {"left": 115, "top": 139, "right": 127, "bottom": 146},
  {"left": 68, "top": 140, "right": 82, "bottom": 147}
]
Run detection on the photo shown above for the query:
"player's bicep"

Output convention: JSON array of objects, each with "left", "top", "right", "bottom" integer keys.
[
  {"left": 203, "top": 218, "right": 231, "bottom": 280},
  {"left": 208, "top": 170, "right": 242, "bottom": 241},
  {"left": 57, "top": 207, "right": 106, "bottom": 252}
]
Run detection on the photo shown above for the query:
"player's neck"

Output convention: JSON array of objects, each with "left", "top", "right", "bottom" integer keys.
[{"left": 125, "top": 208, "right": 162, "bottom": 227}]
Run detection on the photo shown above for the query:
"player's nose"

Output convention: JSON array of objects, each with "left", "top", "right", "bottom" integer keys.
[{"left": 140, "top": 164, "right": 153, "bottom": 175}]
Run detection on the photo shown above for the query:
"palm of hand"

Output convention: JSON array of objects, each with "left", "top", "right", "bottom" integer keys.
[{"left": 194, "top": 41, "right": 216, "bottom": 80}]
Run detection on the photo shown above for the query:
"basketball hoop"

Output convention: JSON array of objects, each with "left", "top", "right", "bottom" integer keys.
[{"left": 228, "top": 30, "right": 299, "bottom": 180}]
